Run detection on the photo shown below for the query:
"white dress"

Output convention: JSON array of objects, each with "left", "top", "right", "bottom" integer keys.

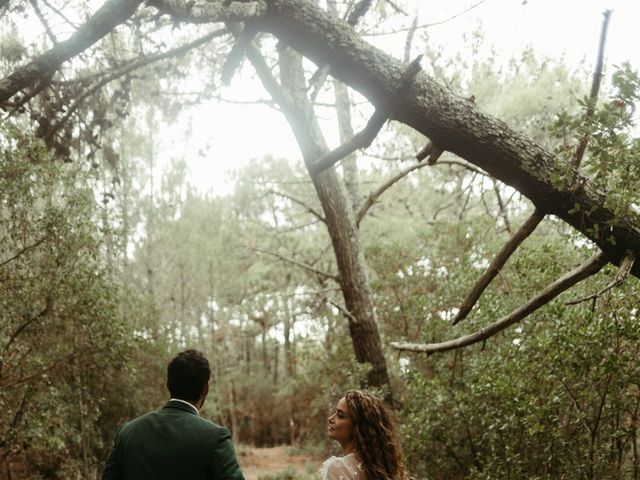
[{"left": 320, "top": 453, "right": 365, "bottom": 480}]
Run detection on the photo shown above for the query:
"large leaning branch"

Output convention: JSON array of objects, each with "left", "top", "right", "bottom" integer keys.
[
  {"left": 391, "top": 251, "right": 608, "bottom": 355},
  {"left": 257, "top": 0, "right": 640, "bottom": 278},
  {"left": 0, "top": 0, "right": 144, "bottom": 106},
  {"left": 451, "top": 209, "right": 545, "bottom": 325}
]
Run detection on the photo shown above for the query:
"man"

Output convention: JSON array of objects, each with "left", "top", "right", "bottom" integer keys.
[{"left": 102, "top": 349, "right": 244, "bottom": 480}]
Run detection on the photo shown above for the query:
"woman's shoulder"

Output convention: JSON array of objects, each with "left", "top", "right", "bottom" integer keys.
[{"left": 320, "top": 454, "right": 363, "bottom": 480}]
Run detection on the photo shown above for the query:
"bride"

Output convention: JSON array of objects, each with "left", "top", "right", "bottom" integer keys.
[{"left": 320, "top": 390, "right": 408, "bottom": 480}]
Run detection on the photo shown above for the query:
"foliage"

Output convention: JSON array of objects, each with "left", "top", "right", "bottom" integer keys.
[
  {"left": 551, "top": 63, "right": 640, "bottom": 224},
  {"left": 0, "top": 126, "right": 141, "bottom": 477}
]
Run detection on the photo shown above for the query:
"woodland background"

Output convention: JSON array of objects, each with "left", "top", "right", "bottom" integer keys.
[{"left": 1, "top": 0, "right": 639, "bottom": 479}]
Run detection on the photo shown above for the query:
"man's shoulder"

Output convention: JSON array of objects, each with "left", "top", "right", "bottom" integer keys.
[
  {"left": 117, "top": 409, "right": 161, "bottom": 433},
  {"left": 191, "top": 416, "right": 231, "bottom": 436}
]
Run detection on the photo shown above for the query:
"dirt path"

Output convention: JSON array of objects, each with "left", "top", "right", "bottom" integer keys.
[{"left": 238, "top": 446, "right": 321, "bottom": 480}]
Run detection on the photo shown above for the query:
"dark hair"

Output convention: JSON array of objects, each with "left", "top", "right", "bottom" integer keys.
[
  {"left": 345, "top": 390, "right": 407, "bottom": 480},
  {"left": 167, "top": 349, "right": 211, "bottom": 402}
]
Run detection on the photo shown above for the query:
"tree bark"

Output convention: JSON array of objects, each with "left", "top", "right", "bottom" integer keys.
[{"left": 259, "top": 0, "right": 640, "bottom": 277}]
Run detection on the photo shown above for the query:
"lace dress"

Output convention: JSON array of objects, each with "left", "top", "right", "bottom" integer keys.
[{"left": 319, "top": 453, "right": 365, "bottom": 480}]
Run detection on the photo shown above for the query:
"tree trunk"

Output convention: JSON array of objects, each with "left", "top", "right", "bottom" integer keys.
[
  {"left": 270, "top": 46, "right": 392, "bottom": 397},
  {"left": 282, "top": 295, "right": 293, "bottom": 378}
]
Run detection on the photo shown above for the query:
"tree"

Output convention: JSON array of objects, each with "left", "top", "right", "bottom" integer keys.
[{"left": 1, "top": 0, "right": 638, "bottom": 362}]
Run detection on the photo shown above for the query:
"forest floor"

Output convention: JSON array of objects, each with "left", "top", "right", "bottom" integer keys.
[{"left": 237, "top": 445, "right": 322, "bottom": 480}]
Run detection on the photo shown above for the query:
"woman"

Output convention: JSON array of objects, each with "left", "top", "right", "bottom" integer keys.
[{"left": 320, "top": 390, "right": 407, "bottom": 480}]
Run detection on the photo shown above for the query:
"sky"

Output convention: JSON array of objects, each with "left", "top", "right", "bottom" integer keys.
[{"left": 165, "top": 0, "right": 640, "bottom": 194}]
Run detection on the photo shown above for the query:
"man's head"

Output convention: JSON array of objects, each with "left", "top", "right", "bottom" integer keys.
[{"left": 167, "top": 349, "right": 211, "bottom": 406}]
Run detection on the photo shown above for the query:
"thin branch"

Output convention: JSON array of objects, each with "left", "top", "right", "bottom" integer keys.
[
  {"left": 308, "top": 64, "right": 331, "bottom": 104},
  {"left": 572, "top": 9, "right": 612, "bottom": 172},
  {"left": 492, "top": 179, "right": 512, "bottom": 234},
  {"left": 280, "top": 287, "right": 341, "bottom": 297},
  {"left": 41, "top": 0, "right": 80, "bottom": 29},
  {"left": 2, "top": 298, "right": 53, "bottom": 356},
  {"left": 30, "top": 0, "right": 58, "bottom": 44},
  {"left": 451, "top": 209, "right": 545, "bottom": 325},
  {"left": 44, "top": 28, "right": 228, "bottom": 141},
  {"left": 432, "top": 159, "right": 490, "bottom": 177},
  {"left": 362, "top": 0, "right": 487, "bottom": 37},
  {"left": 149, "top": 0, "right": 267, "bottom": 24},
  {"left": 268, "top": 189, "right": 326, "bottom": 224},
  {"left": 384, "top": 0, "right": 408, "bottom": 16},
  {"left": 0, "top": 0, "right": 145, "bottom": 106},
  {"left": 403, "top": 16, "right": 418, "bottom": 64},
  {"left": 1, "top": 351, "right": 78, "bottom": 390},
  {"left": 357, "top": 158, "right": 430, "bottom": 225},
  {"left": 248, "top": 246, "right": 340, "bottom": 283},
  {"left": 0, "top": 234, "right": 49, "bottom": 268},
  {"left": 566, "top": 249, "right": 636, "bottom": 305},
  {"left": 392, "top": 251, "right": 608, "bottom": 355},
  {"left": 327, "top": 298, "right": 357, "bottom": 323},
  {"left": 346, "top": 0, "right": 374, "bottom": 26},
  {"left": 308, "top": 55, "right": 423, "bottom": 175}
]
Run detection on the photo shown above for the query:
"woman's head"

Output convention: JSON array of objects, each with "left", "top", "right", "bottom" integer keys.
[{"left": 327, "top": 390, "right": 407, "bottom": 480}]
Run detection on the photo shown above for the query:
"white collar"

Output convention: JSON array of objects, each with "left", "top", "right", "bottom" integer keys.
[{"left": 169, "top": 398, "right": 199, "bottom": 415}]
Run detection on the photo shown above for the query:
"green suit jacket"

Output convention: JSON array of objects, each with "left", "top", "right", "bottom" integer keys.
[{"left": 102, "top": 400, "right": 244, "bottom": 480}]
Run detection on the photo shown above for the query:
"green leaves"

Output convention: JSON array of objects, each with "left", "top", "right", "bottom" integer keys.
[{"left": 550, "top": 64, "right": 640, "bottom": 222}]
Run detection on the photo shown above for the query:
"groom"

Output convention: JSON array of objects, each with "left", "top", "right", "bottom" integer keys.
[{"left": 102, "top": 349, "right": 244, "bottom": 480}]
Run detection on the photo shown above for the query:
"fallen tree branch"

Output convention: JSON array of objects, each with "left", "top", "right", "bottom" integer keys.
[
  {"left": 566, "top": 249, "right": 636, "bottom": 305},
  {"left": 357, "top": 158, "right": 430, "bottom": 225},
  {"left": 257, "top": 0, "right": 640, "bottom": 278},
  {"left": 392, "top": 251, "right": 608, "bottom": 355},
  {"left": 451, "top": 209, "right": 545, "bottom": 325}
]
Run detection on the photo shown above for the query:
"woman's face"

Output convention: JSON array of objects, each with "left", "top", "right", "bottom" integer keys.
[{"left": 327, "top": 397, "right": 354, "bottom": 443}]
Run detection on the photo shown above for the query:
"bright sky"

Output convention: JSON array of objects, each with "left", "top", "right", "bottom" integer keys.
[{"left": 166, "top": 0, "right": 640, "bottom": 195}]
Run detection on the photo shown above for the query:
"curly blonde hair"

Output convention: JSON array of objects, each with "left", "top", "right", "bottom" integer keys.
[{"left": 345, "top": 390, "right": 407, "bottom": 480}]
